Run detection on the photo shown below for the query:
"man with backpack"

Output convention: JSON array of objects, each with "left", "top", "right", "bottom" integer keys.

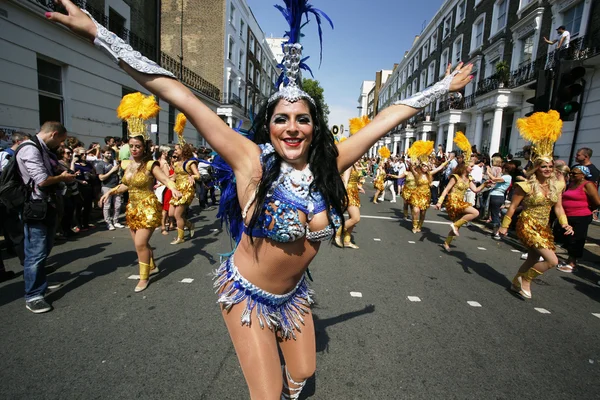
[{"left": 14, "top": 122, "right": 75, "bottom": 313}]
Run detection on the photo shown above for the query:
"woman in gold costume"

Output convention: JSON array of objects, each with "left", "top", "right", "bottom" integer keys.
[
  {"left": 337, "top": 161, "right": 365, "bottom": 248},
  {"left": 170, "top": 114, "right": 201, "bottom": 244},
  {"left": 372, "top": 160, "right": 385, "bottom": 203},
  {"left": 499, "top": 111, "right": 573, "bottom": 299},
  {"left": 407, "top": 141, "right": 448, "bottom": 233},
  {"left": 100, "top": 93, "right": 182, "bottom": 292},
  {"left": 401, "top": 170, "right": 416, "bottom": 220},
  {"left": 436, "top": 132, "right": 490, "bottom": 251}
]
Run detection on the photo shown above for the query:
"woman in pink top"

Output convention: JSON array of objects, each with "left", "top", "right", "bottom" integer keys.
[{"left": 559, "top": 165, "right": 600, "bottom": 272}]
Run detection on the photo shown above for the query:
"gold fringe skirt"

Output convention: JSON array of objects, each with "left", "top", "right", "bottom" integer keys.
[
  {"left": 410, "top": 185, "right": 431, "bottom": 210},
  {"left": 446, "top": 194, "right": 471, "bottom": 221},
  {"left": 126, "top": 192, "right": 162, "bottom": 230},
  {"left": 516, "top": 214, "right": 555, "bottom": 250},
  {"left": 374, "top": 175, "right": 384, "bottom": 191},
  {"left": 171, "top": 176, "right": 196, "bottom": 206},
  {"left": 347, "top": 185, "right": 361, "bottom": 208}
]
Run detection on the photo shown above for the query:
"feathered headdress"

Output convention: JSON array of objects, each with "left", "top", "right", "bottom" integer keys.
[
  {"left": 516, "top": 110, "right": 562, "bottom": 163},
  {"left": 349, "top": 115, "right": 370, "bottom": 135},
  {"left": 407, "top": 140, "right": 434, "bottom": 165},
  {"left": 378, "top": 146, "right": 390, "bottom": 159},
  {"left": 453, "top": 131, "right": 472, "bottom": 161},
  {"left": 174, "top": 113, "right": 187, "bottom": 144},
  {"left": 268, "top": 0, "right": 334, "bottom": 106},
  {"left": 116, "top": 92, "right": 160, "bottom": 140}
]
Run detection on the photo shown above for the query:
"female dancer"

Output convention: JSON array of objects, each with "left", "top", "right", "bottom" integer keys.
[
  {"left": 372, "top": 159, "right": 385, "bottom": 203},
  {"left": 499, "top": 111, "right": 573, "bottom": 299},
  {"left": 408, "top": 141, "right": 448, "bottom": 233},
  {"left": 401, "top": 168, "right": 416, "bottom": 220},
  {"left": 49, "top": 1, "right": 472, "bottom": 396},
  {"left": 170, "top": 114, "right": 201, "bottom": 245},
  {"left": 337, "top": 161, "right": 365, "bottom": 248},
  {"left": 99, "top": 93, "right": 182, "bottom": 292}
]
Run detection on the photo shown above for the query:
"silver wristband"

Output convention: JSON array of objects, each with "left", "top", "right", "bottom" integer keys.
[
  {"left": 393, "top": 71, "right": 458, "bottom": 109},
  {"left": 82, "top": 10, "right": 175, "bottom": 78}
]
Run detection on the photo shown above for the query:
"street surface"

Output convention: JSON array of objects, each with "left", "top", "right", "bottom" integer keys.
[{"left": 1, "top": 192, "right": 600, "bottom": 399}]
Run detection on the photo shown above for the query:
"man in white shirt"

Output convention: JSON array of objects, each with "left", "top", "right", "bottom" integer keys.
[
  {"left": 466, "top": 157, "right": 484, "bottom": 206},
  {"left": 544, "top": 26, "right": 570, "bottom": 61}
]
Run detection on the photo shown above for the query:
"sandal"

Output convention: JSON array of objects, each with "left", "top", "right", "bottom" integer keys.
[
  {"left": 557, "top": 263, "right": 574, "bottom": 273},
  {"left": 161, "top": 228, "right": 169, "bottom": 236}
]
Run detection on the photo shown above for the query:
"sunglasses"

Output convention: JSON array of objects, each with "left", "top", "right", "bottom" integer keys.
[{"left": 569, "top": 171, "right": 582, "bottom": 175}]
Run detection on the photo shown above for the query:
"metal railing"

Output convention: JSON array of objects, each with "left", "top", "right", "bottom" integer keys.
[
  {"left": 223, "top": 92, "right": 243, "bottom": 107},
  {"left": 160, "top": 54, "right": 220, "bottom": 101}
]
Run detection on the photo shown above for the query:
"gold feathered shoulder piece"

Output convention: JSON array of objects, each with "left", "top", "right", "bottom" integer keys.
[
  {"left": 453, "top": 131, "right": 472, "bottom": 161},
  {"left": 116, "top": 92, "right": 160, "bottom": 140},
  {"left": 349, "top": 115, "right": 370, "bottom": 135},
  {"left": 516, "top": 110, "right": 562, "bottom": 163},
  {"left": 174, "top": 113, "right": 187, "bottom": 144}
]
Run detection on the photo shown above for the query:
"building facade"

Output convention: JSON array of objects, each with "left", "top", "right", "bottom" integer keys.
[{"left": 367, "top": 0, "right": 600, "bottom": 166}]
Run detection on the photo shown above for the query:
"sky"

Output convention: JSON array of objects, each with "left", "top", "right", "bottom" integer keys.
[{"left": 246, "top": 0, "right": 445, "bottom": 130}]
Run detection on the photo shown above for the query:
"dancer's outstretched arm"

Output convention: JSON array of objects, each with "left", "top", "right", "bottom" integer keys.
[
  {"left": 337, "top": 63, "right": 473, "bottom": 172},
  {"left": 46, "top": 0, "right": 260, "bottom": 175}
]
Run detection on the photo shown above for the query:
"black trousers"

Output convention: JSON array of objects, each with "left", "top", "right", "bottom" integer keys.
[
  {"left": 0, "top": 204, "right": 25, "bottom": 266},
  {"left": 562, "top": 215, "right": 593, "bottom": 260}
]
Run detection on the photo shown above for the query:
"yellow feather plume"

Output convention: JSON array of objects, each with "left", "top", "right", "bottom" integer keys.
[
  {"left": 453, "top": 131, "right": 472, "bottom": 161},
  {"left": 174, "top": 113, "right": 187, "bottom": 144},
  {"left": 378, "top": 146, "right": 391, "bottom": 159},
  {"left": 116, "top": 92, "right": 160, "bottom": 140},
  {"left": 349, "top": 115, "right": 370, "bottom": 135},
  {"left": 407, "top": 140, "right": 434, "bottom": 164},
  {"left": 516, "top": 110, "right": 563, "bottom": 162}
]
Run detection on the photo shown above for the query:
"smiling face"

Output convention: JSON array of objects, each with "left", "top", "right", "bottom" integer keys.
[
  {"left": 129, "top": 137, "right": 145, "bottom": 160},
  {"left": 535, "top": 160, "right": 554, "bottom": 180},
  {"left": 269, "top": 99, "right": 314, "bottom": 168}
]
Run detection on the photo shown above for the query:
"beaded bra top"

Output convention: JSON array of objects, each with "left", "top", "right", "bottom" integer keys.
[{"left": 243, "top": 144, "right": 341, "bottom": 243}]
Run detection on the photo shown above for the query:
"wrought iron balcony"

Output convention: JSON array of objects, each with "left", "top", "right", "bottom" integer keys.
[
  {"left": 437, "top": 93, "right": 465, "bottom": 113},
  {"left": 160, "top": 54, "right": 220, "bottom": 101},
  {"left": 223, "top": 92, "right": 243, "bottom": 107}
]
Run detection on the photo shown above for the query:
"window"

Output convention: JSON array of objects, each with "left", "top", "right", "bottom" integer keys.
[
  {"left": 249, "top": 35, "right": 255, "bottom": 54},
  {"left": 228, "top": 36, "right": 234, "bottom": 60},
  {"left": 422, "top": 43, "right": 429, "bottom": 62},
  {"left": 257, "top": 47, "right": 262, "bottom": 64},
  {"left": 487, "top": 57, "right": 499, "bottom": 78},
  {"left": 230, "top": 4, "right": 236, "bottom": 24},
  {"left": 428, "top": 61, "right": 436, "bottom": 85},
  {"left": 238, "top": 50, "right": 244, "bottom": 70},
  {"left": 37, "top": 58, "right": 63, "bottom": 126},
  {"left": 168, "top": 105, "right": 175, "bottom": 143},
  {"left": 413, "top": 56, "right": 419, "bottom": 70},
  {"left": 456, "top": 0, "right": 466, "bottom": 26},
  {"left": 440, "top": 48, "right": 449, "bottom": 76},
  {"left": 471, "top": 15, "right": 485, "bottom": 51},
  {"left": 453, "top": 36, "right": 463, "bottom": 64},
  {"left": 240, "top": 20, "right": 245, "bottom": 39},
  {"left": 492, "top": 0, "right": 507, "bottom": 36},
  {"left": 519, "top": 33, "right": 534, "bottom": 65},
  {"left": 238, "top": 82, "right": 243, "bottom": 102},
  {"left": 519, "top": 0, "right": 534, "bottom": 11},
  {"left": 563, "top": 2, "right": 584, "bottom": 37},
  {"left": 431, "top": 31, "right": 438, "bottom": 53},
  {"left": 443, "top": 15, "right": 452, "bottom": 38},
  {"left": 420, "top": 70, "right": 427, "bottom": 90},
  {"left": 248, "top": 62, "right": 254, "bottom": 83},
  {"left": 108, "top": 8, "right": 126, "bottom": 40},
  {"left": 412, "top": 78, "right": 418, "bottom": 95}
]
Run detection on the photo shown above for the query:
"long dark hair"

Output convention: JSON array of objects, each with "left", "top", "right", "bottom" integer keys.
[{"left": 246, "top": 98, "right": 347, "bottom": 243}]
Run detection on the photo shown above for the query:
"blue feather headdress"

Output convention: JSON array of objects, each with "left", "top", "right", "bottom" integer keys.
[{"left": 268, "top": 0, "right": 333, "bottom": 106}]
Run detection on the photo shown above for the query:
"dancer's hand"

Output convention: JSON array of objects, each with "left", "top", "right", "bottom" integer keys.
[
  {"left": 99, "top": 192, "right": 111, "bottom": 207},
  {"left": 562, "top": 224, "right": 574, "bottom": 235},
  {"left": 45, "top": 0, "right": 97, "bottom": 42},
  {"left": 434, "top": 203, "right": 441, "bottom": 210},
  {"left": 444, "top": 62, "right": 474, "bottom": 92},
  {"left": 498, "top": 227, "right": 508, "bottom": 236},
  {"left": 172, "top": 189, "right": 183, "bottom": 199},
  {"left": 188, "top": 176, "right": 195, "bottom": 185}
]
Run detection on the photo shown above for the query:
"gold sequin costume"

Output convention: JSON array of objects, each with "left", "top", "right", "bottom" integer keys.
[
  {"left": 170, "top": 160, "right": 197, "bottom": 206},
  {"left": 121, "top": 160, "right": 162, "bottom": 230},
  {"left": 515, "top": 181, "right": 557, "bottom": 250},
  {"left": 401, "top": 172, "right": 416, "bottom": 203},
  {"left": 446, "top": 174, "right": 472, "bottom": 221},
  {"left": 410, "top": 173, "right": 431, "bottom": 210},
  {"left": 347, "top": 168, "right": 362, "bottom": 207},
  {"left": 373, "top": 168, "right": 385, "bottom": 191}
]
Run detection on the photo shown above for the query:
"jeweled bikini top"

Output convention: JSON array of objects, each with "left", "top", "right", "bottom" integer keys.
[{"left": 243, "top": 144, "right": 341, "bottom": 243}]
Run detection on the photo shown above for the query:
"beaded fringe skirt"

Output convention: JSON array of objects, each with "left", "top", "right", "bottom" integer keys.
[{"left": 213, "top": 256, "right": 314, "bottom": 340}]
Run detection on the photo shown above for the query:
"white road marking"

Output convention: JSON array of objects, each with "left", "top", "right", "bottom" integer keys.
[
  {"left": 584, "top": 243, "right": 598, "bottom": 247},
  {"left": 79, "top": 271, "right": 93, "bottom": 276},
  {"left": 373, "top": 238, "right": 381, "bottom": 241},
  {"left": 128, "top": 275, "right": 140, "bottom": 280},
  {"left": 511, "top": 250, "right": 521, "bottom": 253},
  {"left": 592, "top": 313, "right": 600, "bottom": 319},
  {"left": 408, "top": 241, "right": 416, "bottom": 244},
  {"left": 350, "top": 292, "right": 363, "bottom": 298},
  {"left": 180, "top": 278, "right": 194, "bottom": 283},
  {"left": 360, "top": 215, "right": 454, "bottom": 225},
  {"left": 407, "top": 296, "right": 421, "bottom": 302},
  {"left": 477, "top": 247, "right": 487, "bottom": 251},
  {"left": 467, "top": 301, "right": 482, "bottom": 307},
  {"left": 211, "top": 229, "right": 219, "bottom": 232},
  {"left": 535, "top": 308, "right": 551, "bottom": 314}
]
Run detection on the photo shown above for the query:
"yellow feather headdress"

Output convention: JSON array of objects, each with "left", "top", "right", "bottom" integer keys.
[
  {"left": 516, "top": 110, "right": 563, "bottom": 163},
  {"left": 349, "top": 115, "right": 370, "bottom": 135},
  {"left": 453, "top": 131, "right": 472, "bottom": 161},
  {"left": 116, "top": 92, "right": 160, "bottom": 141},
  {"left": 378, "top": 146, "right": 391, "bottom": 159},
  {"left": 407, "top": 140, "right": 434, "bottom": 165},
  {"left": 174, "top": 113, "right": 187, "bottom": 144}
]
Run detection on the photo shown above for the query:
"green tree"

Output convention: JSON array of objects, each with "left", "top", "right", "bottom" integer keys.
[{"left": 302, "top": 78, "right": 330, "bottom": 125}]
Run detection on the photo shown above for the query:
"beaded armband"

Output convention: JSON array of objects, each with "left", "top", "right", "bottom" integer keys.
[
  {"left": 393, "top": 71, "right": 457, "bottom": 109},
  {"left": 82, "top": 10, "right": 175, "bottom": 78},
  {"left": 501, "top": 215, "right": 512, "bottom": 229}
]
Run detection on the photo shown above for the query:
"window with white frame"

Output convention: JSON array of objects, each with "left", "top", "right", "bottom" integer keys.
[
  {"left": 456, "top": 0, "right": 466, "bottom": 26},
  {"left": 238, "top": 50, "right": 244, "bottom": 70},
  {"left": 257, "top": 47, "right": 262, "bottom": 64},
  {"left": 563, "top": 1, "right": 584, "bottom": 37},
  {"left": 228, "top": 36, "right": 234, "bottom": 60},
  {"left": 230, "top": 4, "right": 236, "bottom": 24},
  {"left": 407, "top": 84, "right": 411, "bottom": 97},
  {"left": 471, "top": 15, "right": 485, "bottom": 51},
  {"left": 443, "top": 15, "right": 452, "bottom": 39},
  {"left": 249, "top": 35, "right": 255, "bottom": 54},
  {"left": 37, "top": 58, "right": 63, "bottom": 125},
  {"left": 414, "top": 56, "right": 419, "bottom": 70},
  {"left": 412, "top": 78, "right": 418, "bottom": 95},
  {"left": 239, "top": 20, "right": 245, "bottom": 39},
  {"left": 431, "top": 31, "right": 438, "bottom": 53},
  {"left": 486, "top": 56, "right": 499, "bottom": 78},
  {"left": 519, "top": 33, "right": 534, "bottom": 66},
  {"left": 453, "top": 35, "right": 463, "bottom": 64},
  {"left": 439, "top": 48, "right": 449, "bottom": 76},
  {"left": 428, "top": 61, "right": 436, "bottom": 85},
  {"left": 491, "top": 0, "right": 508, "bottom": 36},
  {"left": 238, "top": 82, "right": 243, "bottom": 101},
  {"left": 248, "top": 62, "right": 254, "bottom": 83},
  {"left": 519, "top": 0, "right": 534, "bottom": 11},
  {"left": 420, "top": 70, "right": 427, "bottom": 90},
  {"left": 422, "top": 43, "right": 429, "bottom": 62}
]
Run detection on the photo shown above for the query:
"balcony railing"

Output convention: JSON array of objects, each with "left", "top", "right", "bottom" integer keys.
[
  {"left": 437, "top": 93, "right": 465, "bottom": 113},
  {"left": 160, "top": 54, "right": 220, "bottom": 101},
  {"left": 223, "top": 92, "right": 243, "bottom": 108}
]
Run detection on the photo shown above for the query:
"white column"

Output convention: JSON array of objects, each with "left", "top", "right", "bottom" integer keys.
[
  {"left": 421, "top": 131, "right": 428, "bottom": 141},
  {"left": 404, "top": 138, "right": 411, "bottom": 153},
  {"left": 445, "top": 123, "right": 455, "bottom": 153},
  {"left": 489, "top": 107, "right": 504, "bottom": 156},
  {"left": 226, "top": 116, "right": 233, "bottom": 128},
  {"left": 473, "top": 112, "right": 483, "bottom": 151},
  {"left": 437, "top": 124, "right": 445, "bottom": 148}
]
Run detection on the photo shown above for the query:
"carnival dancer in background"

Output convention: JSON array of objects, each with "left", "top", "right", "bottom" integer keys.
[
  {"left": 408, "top": 141, "right": 448, "bottom": 233},
  {"left": 47, "top": 0, "right": 473, "bottom": 397},
  {"left": 401, "top": 164, "right": 416, "bottom": 221},
  {"left": 499, "top": 111, "right": 573, "bottom": 299},
  {"left": 99, "top": 93, "right": 182, "bottom": 292},
  {"left": 170, "top": 114, "right": 201, "bottom": 245},
  {"left": 372, "top": 148, "right": 389, "bottom": 203},
  {"left": 435, "top": 132, "right": 490, "bottom": 251}
]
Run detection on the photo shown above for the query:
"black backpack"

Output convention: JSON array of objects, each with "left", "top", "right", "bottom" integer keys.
[{"left": 0, "top": 137, "right": 42, "bottom": 211}]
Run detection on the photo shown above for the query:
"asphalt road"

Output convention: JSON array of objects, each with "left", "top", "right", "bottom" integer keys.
[{"left": 1, "top": 192, "right": 600, "bottom": 399}]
